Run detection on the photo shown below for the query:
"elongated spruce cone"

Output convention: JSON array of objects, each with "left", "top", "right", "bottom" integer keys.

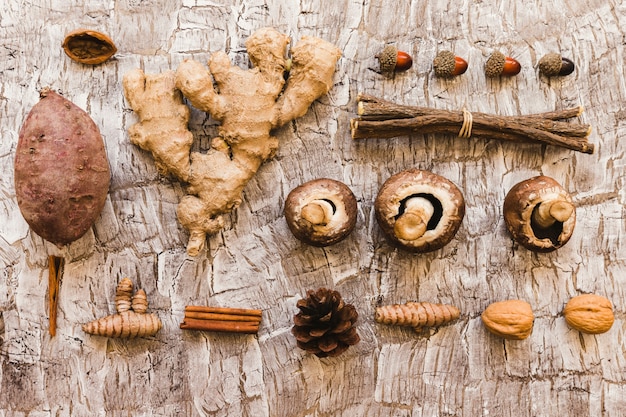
[
  {"left": 292, "top": 288, "right": 360, "bottom": 357},
  {"left": 375, "top": 302, "right": 460, "bottom": 330}
]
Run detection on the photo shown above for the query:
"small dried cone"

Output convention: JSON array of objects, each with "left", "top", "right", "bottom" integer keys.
[
  {"left": 115, "top": 277, "right": 133, "bottom": 313},
  {"left": 82, "top": 310, "right": 162, "bottom": 338},
  {"left": 375, "top": 302, "right": 460, "bottom": 330},
  {"left": 292, "top": 288, "right": 360, "bottom": 357},
  {"left": 131, "top": 289, "right": 149, "bottom": 314}
]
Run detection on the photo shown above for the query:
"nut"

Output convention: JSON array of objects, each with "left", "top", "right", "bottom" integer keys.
[
  {"left": 62, "top": 29, "right": 117, "bottom": 65},
  {"left": 485, "top": 51, "right": 521, "bottom": 77},
  {"left": 538, "top": 53, "right": 575, "bottom": 77},
  {"left": 433, "top": 50, "right": 468, "bottom": 78},
  {"left": 284, "top": 178, "right": 357, "bottom": 246},
  {"left": 503, "top": 176, "right": 576, "bottom": 252},
  {"left": 374, "top": 169, "right": 465, "bottom": 252},
  {"left": 377, "top": 45, "right": 413, "bottom": 75},
  {"left": 563, "top": 294, "right": 614, "bottom": 334},
  {"left": 481, "top": 300, "right": 534, "bottom": 340}
]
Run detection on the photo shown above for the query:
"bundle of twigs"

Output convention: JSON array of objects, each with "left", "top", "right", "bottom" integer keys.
[
  {"left": 350, "top": 94, "right": 594, "bottom": 154},
  {"left": 180, "top": 306, "right": 262, "bottom": 334}
]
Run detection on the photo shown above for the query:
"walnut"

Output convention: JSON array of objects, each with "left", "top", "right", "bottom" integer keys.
[
  {"left": 563, "top": 294, "right": 614, "bottom": 334},
  {"left": 481, "top": 300, "right": 534, "bottom": 340}
]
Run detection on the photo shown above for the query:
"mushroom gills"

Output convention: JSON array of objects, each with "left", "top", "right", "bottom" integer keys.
[
  {"left": 394, "top": 194, "right": 443, "bottom": 240},
  {"left": 530, "top": 200, "right": 574, "bottom": 245}
]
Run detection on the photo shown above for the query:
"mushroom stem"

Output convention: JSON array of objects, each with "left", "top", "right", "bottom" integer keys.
[
  {"left": 394, "top": 197, "right": 435, "bottom": 240},
  {"left": 532, "top": 200, "right": 575, "bottom": 229},
  {"left": 301, "top": 200, "right": 335, "bottom": 226}
]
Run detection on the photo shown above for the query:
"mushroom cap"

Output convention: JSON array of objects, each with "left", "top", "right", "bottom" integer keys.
[
  {"left": 503, "top": 175, "right": 576, "bottom": 252},
  {"left": 485, "top": 50, "right": 506, "bottom": 77},
  {"left": 374, "top": 169, "right": 465, "bottom": 253},
  {"left": 284, "top": 178, "right": 358, "bottom": 246}
]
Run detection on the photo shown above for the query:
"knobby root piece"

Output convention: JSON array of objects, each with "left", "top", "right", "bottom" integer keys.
[
  {"left": 82, "top": 278, "right": 162, "bottom": 338},
  {"left": 351, "top": 94, "right": 593, "bottom": 154},
  {"left": 123, "top": 28, "right": 341, "bottom": 256},
  {"left": 48, "top": 256, "right": 64, "bottom": 337}
]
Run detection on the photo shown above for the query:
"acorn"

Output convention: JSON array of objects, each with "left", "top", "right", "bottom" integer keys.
[
  {"left": 377, "top": 45, "right": 413, "bottom": 76},
  {"left": 538, "top": 53, "right": 575, "bottom": 76},
  {"left": 433, "top": 50, "right": 468, "bottom": 78},
  {"left": 485, "top": 51, "right": 521, "bottom": 77}
]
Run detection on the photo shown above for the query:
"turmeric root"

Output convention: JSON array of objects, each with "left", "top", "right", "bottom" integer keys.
[
  {"left": 123, "top": 27, "right": 341, "bottom": 256},
  {"left": 82, "top": 278, "right": 162, "bottom": 338}
]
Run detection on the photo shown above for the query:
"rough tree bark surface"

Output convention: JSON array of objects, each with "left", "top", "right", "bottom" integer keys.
[{"left": 1, "top": 1, "right": 625, "bottom": 416}]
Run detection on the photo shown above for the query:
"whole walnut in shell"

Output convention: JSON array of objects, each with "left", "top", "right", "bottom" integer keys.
[
  {"left": 563, "top": 294, "right": 614, "bottom": 334},
  {"left": 481, "top": 300, "right": 534, "bottom": 340}
]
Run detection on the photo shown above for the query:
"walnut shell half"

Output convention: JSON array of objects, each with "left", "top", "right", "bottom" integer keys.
[
  {"left": 481, "top": 299, "right": 534, "bottom": 340},
  {"left": 62, "top": 29, "right": 117, "bottom": 65},
  {"left": 284, "top": 178, "right": 357, "bottom": 246},
  {"left": 563, "top": 294, "right": 614, "bottom": 334},
  {"left": 374, "top": 169, "right": 465, "bottom": 253}
]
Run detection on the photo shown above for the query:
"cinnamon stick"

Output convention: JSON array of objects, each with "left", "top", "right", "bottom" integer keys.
[
  {"left": 352, "top": 94, "right": 594, "bottom": 154},
  {"left": 181, "top": 305, "right": 262, "bottom": 334},
  {"left": 184, "top": 311, "right": 262, "bottom": 323},
  {"left": 185, "top": 305, "right": 262, "bottom": 318},
  {"left": 180, "top": 318, "right": 260, "bottom": 334},
  {"left": 48, "top": 256, "right": 64, "bottom": 337}
]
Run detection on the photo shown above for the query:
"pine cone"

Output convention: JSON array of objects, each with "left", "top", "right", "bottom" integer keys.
[{"left": 292, "top": 288, "right": 360, "bottom": 357}]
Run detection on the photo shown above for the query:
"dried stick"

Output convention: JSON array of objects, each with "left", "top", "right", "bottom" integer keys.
[
  {"left": 352, "top": 94, "right": 594, "bottom": 154},
  {"left": 48, "top": 256, "right": 64, "bottom": 337},
  {"left": 180, "top": 318, "right": 260, "bottom": 334},
  {"left": 184, "top": 306, "right": 262, "bottom": 318},
  {"left": 181, "top": 306, "right": 262, "bottom": 334}
]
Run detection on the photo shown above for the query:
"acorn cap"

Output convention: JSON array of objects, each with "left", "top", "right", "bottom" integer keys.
[
  {"left": 378, "top": 45, "right": 398, "bottom": 74},
  {"left": 485, "top": 50, "right": 506, "bottom": 77},
  {"left": 433, "top": 50, "right": 456, "bottom": 77},
  {"left": 374, "top": 169, "right": 465, "bottom": 253}
]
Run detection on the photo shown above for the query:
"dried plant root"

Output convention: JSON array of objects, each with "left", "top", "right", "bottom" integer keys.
[
  {"left": 123, "top": 27, "right": 341, "bottom": 256},
  {"left": 375, "top": 301, "right": 460, "bottom": 331},
  {"left": 82, "top": 278, "right": 162, "bottom": 338}
]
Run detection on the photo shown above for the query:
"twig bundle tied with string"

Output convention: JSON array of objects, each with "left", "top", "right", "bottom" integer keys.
[{"left": 350, "top": 94, "right": 594, "bottom": 154}]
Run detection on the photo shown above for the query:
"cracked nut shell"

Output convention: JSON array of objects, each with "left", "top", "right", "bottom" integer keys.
[
  {"left": 503, "top": 176, "right": 576, "bottom": 252},
  {"left": 62, "top": 29, "right": 117, "bottom": 65},
  {"left": 374, "top": 169, "right": 465, "bottom": 253},
  {"left": 284, "top": 178, "right": 357, "bottom": 246}
]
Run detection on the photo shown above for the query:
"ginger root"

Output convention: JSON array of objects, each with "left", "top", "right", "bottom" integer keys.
[{"left": 123, "top": 28, "right": 341, "bottom": 256}]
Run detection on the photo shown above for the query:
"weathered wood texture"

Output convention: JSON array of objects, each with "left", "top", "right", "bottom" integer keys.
[{"left": 1, "top": 0, "right": 625, "bottom": 416}]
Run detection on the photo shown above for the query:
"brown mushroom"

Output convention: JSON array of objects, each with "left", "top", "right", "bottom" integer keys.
[
  {"left": 374, "top": 169, "right": 465, "bottom": 252},
  {"left": 503, "top": 176, "right": 576, "bottom": 252},
  {"left": 284, "top": 178, "right": 357, "bottom": 246},
  {"left": 62, "top": 29, "right": 117, "bottom": 65}
]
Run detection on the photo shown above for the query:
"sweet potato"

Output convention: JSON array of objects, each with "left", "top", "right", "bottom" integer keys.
[{"left": 14, "top": 88, "right": 110, "bottom": 246}]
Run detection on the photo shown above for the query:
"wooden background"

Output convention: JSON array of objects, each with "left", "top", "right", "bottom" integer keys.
[{"left": 1, "top": 0, "right": 625, "bottom": 415}]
